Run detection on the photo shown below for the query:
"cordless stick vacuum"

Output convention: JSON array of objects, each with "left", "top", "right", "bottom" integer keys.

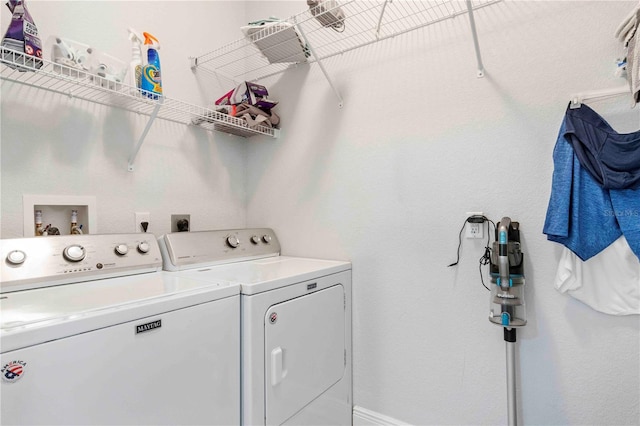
[{"left": 489, "top": 217, "right": 526, "bottom": 426}]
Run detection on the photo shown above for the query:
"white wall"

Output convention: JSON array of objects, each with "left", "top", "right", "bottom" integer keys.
[
  {"left": 2, "top": 1, "right": 639, "bottom": 425},
  {"left": 244, "top": 1, "right": 640, "bottom": 425},
  {"left": 1, "top": 1, "right": 252, "bottom": 237}
]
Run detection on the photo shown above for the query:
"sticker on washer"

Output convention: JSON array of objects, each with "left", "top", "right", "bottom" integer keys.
[
  {"left": 136, "top": 319, "right": 162, "bottom": 334},
  {"left": 1, "top": 360, "right": 27, "bottom": 383},
  {"left": 269, "top": 312, "right": 278, "bottom": 324}
]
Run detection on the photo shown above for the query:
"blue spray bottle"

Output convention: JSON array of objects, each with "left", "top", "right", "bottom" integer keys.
[{"left": 141, "top": 32, "right": 162, "bottom": 99}]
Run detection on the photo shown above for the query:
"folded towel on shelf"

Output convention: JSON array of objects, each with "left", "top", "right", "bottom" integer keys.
[{"left": 241, "top": 20, "right": 310, "bottom": 64}]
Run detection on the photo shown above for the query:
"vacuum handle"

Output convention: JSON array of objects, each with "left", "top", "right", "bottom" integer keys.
[{"left": 498, "top": 217, "right": 512, "bottom": 289}]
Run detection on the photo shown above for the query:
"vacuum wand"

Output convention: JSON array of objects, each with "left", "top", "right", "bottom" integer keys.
[
  {"left": 505, "top": 329, "right": 517, "bottom": 426},
  {"left": 489, "top": 217, "right": 526, "bottom": 426}
]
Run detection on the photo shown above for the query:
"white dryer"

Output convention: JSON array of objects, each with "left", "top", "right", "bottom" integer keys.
[
  {"left": 159, "top": 228, "right": 352, "bottom": 426},
  {"left": 0, "top": 233, "right": 240, "bottom": 425}
]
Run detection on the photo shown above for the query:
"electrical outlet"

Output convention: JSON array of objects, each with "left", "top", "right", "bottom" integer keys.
[
  {"left": 465, "top": 211, "right": 484, "bottom": 239},
  {"left": 135, "top": 212, "right": 150, "bottom": 233},
  {"left": 171, "top": 214, "right": 190, "bottom": 232}
]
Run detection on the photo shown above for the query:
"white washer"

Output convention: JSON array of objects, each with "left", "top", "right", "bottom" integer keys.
[
  {"left": 0, "top": 233, "right": 240, "bottom": 425},
  {"left": 159, "top": 228, "right": 352, "bottom": 426}
]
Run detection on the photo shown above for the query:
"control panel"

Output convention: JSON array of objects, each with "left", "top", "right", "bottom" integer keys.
[
  {"left": 1, "top": 234, "right": 163, "bottom": 293},
  {"left": 160, "top": 228, "right": 281, "bottom": 271}
]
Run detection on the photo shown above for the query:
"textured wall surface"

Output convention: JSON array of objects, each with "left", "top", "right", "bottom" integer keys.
[
  {"left": 2, "top": 1, "right": 639, "bottom": 425},
  {"left": 244, "top": 1, "right": 640, "bottom": 425}
]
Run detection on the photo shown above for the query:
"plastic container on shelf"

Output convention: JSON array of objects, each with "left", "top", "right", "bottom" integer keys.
[
  {"left": 91, "top": 50, "right": 127, "bottom": 90},
  {"left": 47, "top": 35, "right": 93, "bottom": 78}
]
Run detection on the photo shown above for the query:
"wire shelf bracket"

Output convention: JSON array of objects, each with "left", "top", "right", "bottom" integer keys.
[
  {"left": 465, "top": 0, "right": 485, "bottom": 78},
  {"left": 294, "top": 16, "right": 344, "bottom": 108},
  {"left": 128, "top": 98, "right": 164, "bottom": 172}
]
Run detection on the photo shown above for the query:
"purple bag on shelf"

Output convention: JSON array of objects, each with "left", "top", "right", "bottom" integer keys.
[{"left": 1, "top": 0, "right": 43, "bottom": 70}]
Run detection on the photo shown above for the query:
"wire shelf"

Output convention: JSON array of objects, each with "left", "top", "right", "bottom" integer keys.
[
  {"left": 0, "top": 48, "right": 279, "bottom": 139},
  {"left": 191, "top": 0, "right": 500, "bottom": 82}
]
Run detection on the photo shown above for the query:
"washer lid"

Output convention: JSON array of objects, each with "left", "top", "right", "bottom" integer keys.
[
  {"left": 176, "top": 256, "right": 351, "bottom": 295},
  {"left": 1, "top": 272, "right": 239, "bottom": 352}
]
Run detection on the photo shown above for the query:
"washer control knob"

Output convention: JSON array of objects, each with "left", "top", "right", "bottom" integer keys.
[
  {"left": 250, "top": 235, "right": 261, "bottom": 245},
  {"left": 63, "top": 245, "right": 86, "bottom": 262},
  {"left": 226, "top": 235, "right": 240, "bottom": 248},
  {"left": 114, "top": 244, "right": 129, "bottom": 256},
  {"left": 137, "top": 241, "right": 151, "bottom": 254},
  {"left": 6, "top": 250, "right": 26, "bottom": 265},
  {"left": 262, "top": 234, "right": 272, "bottom": 244}
]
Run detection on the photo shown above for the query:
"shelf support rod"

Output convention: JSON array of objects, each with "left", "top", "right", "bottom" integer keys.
[
  {"left": 375, "top": 0, "right": 392, "bottom": 39},
  {"left": 465, "top": 0, "right": 485, "bottom": 78},
  {"left": 294, "top": 19, "right": 344, "bottom": 108},
  {"left": 128, "top": 98, "right": 164, "bottom": 172}
]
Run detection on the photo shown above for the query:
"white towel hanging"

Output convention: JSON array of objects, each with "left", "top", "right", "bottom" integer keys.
[
  {"left": 555, "top": 236, "right": 640, "bottom": 316},
  {"left": 615, "top": 1, "right": 640, "bottom": 43},
  {"left": 613, "top": 4, "right": 640, "bottom": 105}
]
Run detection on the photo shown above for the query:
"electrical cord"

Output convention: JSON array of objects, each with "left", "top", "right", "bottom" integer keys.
[
  {"left": 478, "top": 219, "right": 496, "bottom": 290},
  {"left": 448, "top": 215, "right": 495, "bottom": 291},
  {"left": 447, "top": 220, "right": 466, "bottom": 268},
  {"left": 478, "top": 246, "right": 491, "bottom": 291}
]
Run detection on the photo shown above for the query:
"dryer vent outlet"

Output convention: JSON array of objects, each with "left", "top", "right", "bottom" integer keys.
[{"left": 171, "top": 214, "right": 190, "bottom": 232}]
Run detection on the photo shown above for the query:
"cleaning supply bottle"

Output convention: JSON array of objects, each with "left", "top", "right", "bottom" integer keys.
[
  {"left": 141, "top": 32, "right": 162, "bottom": 99},
  {"left": 2, "top": 0, "right": 43, "bottom": 70},
  {"left": 127, "top": 28, "right": 144, "bottom": 89}
]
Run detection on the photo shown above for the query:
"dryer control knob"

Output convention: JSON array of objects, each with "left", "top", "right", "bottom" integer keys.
[
  {"left": 262, "top": 234, "right": 272, "bottom": 244},
  {"left": 137, "top": 241, "right": 151, "bottom": 254},
  {"left": 114, "top": 244, "right": 129, "bottom": 256},
  {"left": 226, "top": 235, "right": 240, "bottom": 248},
  {"left": 63, "top": 245, "right": 86, "bottom": 262},
  {"left": 250, "top": 235, "right": 261, "bottom": 245},
  {"left": 6, "top": 250, "right": 26, "bottom": 265}
]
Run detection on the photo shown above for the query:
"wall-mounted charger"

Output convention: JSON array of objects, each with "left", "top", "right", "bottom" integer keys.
[{"left": 465, "top": 211, "right": 484, "bottom": 239}]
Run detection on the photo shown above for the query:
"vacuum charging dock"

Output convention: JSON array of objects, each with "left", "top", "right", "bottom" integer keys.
[{"left": 489, "top": 219, "right": 526, "bottom": 328}]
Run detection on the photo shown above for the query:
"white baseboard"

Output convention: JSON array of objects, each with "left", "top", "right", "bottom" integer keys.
[{"left": 353, "top": 406, "right": 409, "bottom": 426}]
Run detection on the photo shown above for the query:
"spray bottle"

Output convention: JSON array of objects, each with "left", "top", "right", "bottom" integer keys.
[
  {"left": 140, "top": 32, "right": 162, "bottom": 99},
  {"left": 127, "top": 28, "right": 144, "bottom": 90}
]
